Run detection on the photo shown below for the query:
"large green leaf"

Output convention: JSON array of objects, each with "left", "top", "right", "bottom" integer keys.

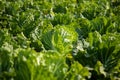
[
  {"left": 41, "top": 26, "right": 78, "bottom": 54},
  {"left": 66, "top": 61, "right": 91, "bottom": 80},
  {"left": 14, "top": 48, "right": 57, "bottom": 80}
]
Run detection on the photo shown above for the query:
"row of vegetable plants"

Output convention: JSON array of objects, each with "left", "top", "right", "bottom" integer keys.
[{"left": 0, "top": 0, "right": 120, "bottom": 80}]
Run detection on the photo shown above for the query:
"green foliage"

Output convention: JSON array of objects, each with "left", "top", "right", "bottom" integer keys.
[
  {"left": 41, "top": 26, "right": 78, "bottom": 54},
  {"left": 66, "top": 61, "right": 91, "bottom": 80},
  {"left": 0, "top": 0, "right": 120, "bottom": 80},
  {"left": 73, "top": 31, "right": 120, "bottom": 79}
]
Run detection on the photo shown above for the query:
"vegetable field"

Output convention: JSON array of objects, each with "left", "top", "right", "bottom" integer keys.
[{"left": 0, "top": 0, "right": 120, "bottom": 80}]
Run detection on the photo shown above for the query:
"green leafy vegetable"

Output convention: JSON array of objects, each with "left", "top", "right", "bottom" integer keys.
[{"left": 0, "top": 0, "right": 120, "bottom": 80}]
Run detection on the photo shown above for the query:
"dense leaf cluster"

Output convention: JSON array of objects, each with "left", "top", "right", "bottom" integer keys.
[{"left": 0, "top": 0, "right": 120, "bottom": 80}]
